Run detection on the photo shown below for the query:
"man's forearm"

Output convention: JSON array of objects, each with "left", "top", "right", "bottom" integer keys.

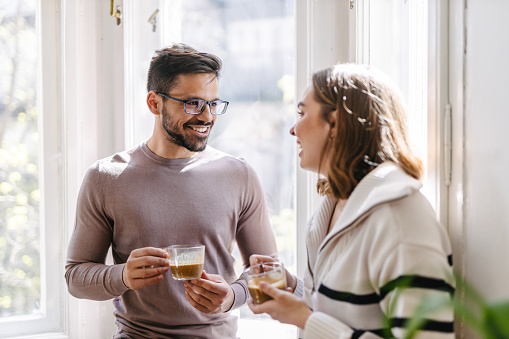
[{"left": 65, "top": 262, "right": 128, "bottom": 300}]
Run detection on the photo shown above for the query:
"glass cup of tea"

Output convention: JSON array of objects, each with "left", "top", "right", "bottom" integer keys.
[
  {"left": 244, "top": 262, "right": 287, "bottom": 304},
  {"left": 166, "top": 244, "right": 205, "bottom": 281}
]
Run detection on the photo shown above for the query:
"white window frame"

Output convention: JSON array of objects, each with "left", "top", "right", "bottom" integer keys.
[
  {"left": 61, "top": 0, "right": 125, "bottom": 338},
  {"left": 294, "top": 0, "right": 358, "bottom": 283},
  {"left": 427, "top": 0, "right": 449, "bottom": 227},
  {"left": 3, "top": 0, "right": 451, "bottom": 337},
  {"left": 1, "top": 0, "right": 66, "bottom": 338},
  {"left": 351, "top": 0, "right": 449, "bottom": 226}
]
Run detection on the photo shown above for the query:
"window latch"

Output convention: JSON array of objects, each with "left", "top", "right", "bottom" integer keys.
[
  {"left": 148, "top": 9, "right": 159, "bottom": 32},
  {"left": 110, "top": 0, "right": 122, "bottom": 26}
]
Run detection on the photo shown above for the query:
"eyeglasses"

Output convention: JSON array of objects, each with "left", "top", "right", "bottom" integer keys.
[{"left": 156, "top": 92, "right": 229, "bottom": 115}]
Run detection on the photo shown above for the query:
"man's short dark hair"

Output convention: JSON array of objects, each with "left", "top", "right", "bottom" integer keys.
[{"left": 146, "top": 43, "right": 222, "bottom": 94}]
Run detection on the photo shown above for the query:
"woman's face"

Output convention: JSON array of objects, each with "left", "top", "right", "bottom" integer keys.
[{"left": 290, "top": 85, "right": 333, "bottom": 175}]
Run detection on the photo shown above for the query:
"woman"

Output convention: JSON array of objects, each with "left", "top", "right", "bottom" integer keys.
[{"left": 248, "top": 64, "right": 455, "bottom": 338}]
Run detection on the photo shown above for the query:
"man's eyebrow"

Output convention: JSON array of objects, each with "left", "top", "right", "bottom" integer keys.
[
  {"left": 179, "top": 95, "right": 220, "bottom": 101},
  {"left": 297, "top": 102, "right": 305, "bottom": 108}
]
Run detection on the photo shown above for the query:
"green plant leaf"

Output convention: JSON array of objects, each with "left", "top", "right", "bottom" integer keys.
[{"left": 482, "top": 301, "right": 509, "bottom": 338}]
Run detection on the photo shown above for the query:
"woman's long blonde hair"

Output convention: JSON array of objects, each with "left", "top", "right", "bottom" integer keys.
[{"left": 314, "top": 64, "right": 423, "bottom": 199}]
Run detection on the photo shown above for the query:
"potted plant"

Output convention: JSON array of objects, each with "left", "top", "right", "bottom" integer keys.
[{"left": 403, "top": 277, "right": 509, "bottom": 339}]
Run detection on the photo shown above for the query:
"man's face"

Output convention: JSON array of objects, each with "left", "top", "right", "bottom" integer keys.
[{"left": 161, "top": 73, "right": 219, "bottom": 152}]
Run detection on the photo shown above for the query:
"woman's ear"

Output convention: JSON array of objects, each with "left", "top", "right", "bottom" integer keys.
[
  {"left": 147, "top": 91, "right": 161, "bottom": 116},
  {"left": 329, "top": 110, "right": 338, "bottom": 139}
]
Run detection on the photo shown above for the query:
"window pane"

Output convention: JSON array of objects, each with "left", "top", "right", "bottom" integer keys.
[
  {"left": 0, "top": 0, "right": 40, "bottom": 318},
  {"left": 162, "top": 0, "right": 297, "bottom": 337},
  {"left": 368, "top": 0, "right": 431, "bottom": 201}
]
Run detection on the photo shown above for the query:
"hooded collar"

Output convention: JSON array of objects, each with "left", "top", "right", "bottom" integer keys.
[{"left": 319, "top": 162, "right": 422, "bottom": 252}]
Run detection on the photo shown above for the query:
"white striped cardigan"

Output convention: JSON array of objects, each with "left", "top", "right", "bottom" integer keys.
[{"left": 294, "top": 162, "right": 455, "bottom": 339}]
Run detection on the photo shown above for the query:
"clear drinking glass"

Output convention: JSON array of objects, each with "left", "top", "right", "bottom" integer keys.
[
  {"left": 244, "top": 262, "right": 287, "bottom": 304},
  {"left": 166, "top": 244, "right": 205, "bottom": 280}
]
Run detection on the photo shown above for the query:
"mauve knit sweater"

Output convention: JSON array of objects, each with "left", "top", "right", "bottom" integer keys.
[{"left": 65, "top": 143, "right": 277, "bottom": 338}]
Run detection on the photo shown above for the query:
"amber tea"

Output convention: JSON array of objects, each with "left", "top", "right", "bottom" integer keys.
[
  {"left": 244, "top": 262, "right": 287, "bottom": 304},
  {"left": 169, "top": 263, "right": 204, "bottom": 280},
  {"left": 166, "top": 244, "right": 205, "bottom": 281}
]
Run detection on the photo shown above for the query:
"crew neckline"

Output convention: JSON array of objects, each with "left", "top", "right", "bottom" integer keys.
[{"left": 140, "top": 142, "right": 207, "bottom": 167}]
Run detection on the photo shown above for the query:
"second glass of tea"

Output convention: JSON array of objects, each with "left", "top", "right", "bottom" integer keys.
[{"left": 244, "top": 261, "right": 287, "bottom": 304}]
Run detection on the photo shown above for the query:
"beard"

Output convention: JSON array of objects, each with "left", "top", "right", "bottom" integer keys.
[{"left": 161, "top": 105, "right": 212, "bottom": 152}]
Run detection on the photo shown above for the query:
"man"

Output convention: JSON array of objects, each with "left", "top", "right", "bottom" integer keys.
[{"left": 65, "top": 43, "right": 278, "bottom": 338}]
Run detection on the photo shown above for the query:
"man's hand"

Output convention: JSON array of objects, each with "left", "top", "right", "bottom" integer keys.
[
  {"left": 249, "top": 254, "right": 277, "bottom": 267},
  {"left": 122, "top": 247, "right": 169, "bottom": 290},
  {"left": 248, "top": 281, "right": 311, "bottom": 329},
  {"left": 183, "top": 271, "right": 235, "bottom": 314}
]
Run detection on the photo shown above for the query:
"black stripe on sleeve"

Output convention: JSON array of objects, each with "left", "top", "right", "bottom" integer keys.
[
  {"left": 448, "top": 254, "right": 453, "bottom": 266},
  {"left": 390, "top": 317, "right": 455, "bottom": 333},
  {"left": 353, "top": 320, "right": 454, "bottom": 338},
  {"left": 318, "top": 275, "right": 454, "bottom": 306},
  {"left": 380, "top": 275, "right": 455, "bottom": 300},
  {"left": 318, "top": 284, "right": 380, "bottom": 304},
  {"left": 354, "top": 328, "right": 394, "bottom": 338}
]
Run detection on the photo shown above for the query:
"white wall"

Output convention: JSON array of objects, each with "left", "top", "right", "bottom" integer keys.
[
  {"left": 462, "top": 0, "right": 509, "bottom": 301},
  {"left": 448, "top": 1, "right": 509, "bottom": 338}
]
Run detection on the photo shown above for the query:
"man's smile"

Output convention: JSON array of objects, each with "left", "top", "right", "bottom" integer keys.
[{"left": 189, "top": 125, "right": 210, "bottom": 135}]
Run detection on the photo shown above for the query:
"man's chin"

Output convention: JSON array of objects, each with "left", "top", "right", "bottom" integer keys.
[
  {"left": 189, "top": 145, "right": 207, "bottom": 152},
  {"left": 166, "top": 133, "right": 209, "bottom": 152},
  {"left": 186, "top": 139, "right": 208, "bottom": 152}
]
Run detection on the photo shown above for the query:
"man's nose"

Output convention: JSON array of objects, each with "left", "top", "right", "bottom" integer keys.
[{"left": 198, "top": 104, "right": 214, "bottom": 121}]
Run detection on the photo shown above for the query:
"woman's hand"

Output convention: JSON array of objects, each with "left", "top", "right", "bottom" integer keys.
[
  {"left": 248, "top": 255, "right": 298, "bottom": 292},
  {"left": 248, "top": 281, "right": 312, "bottom": 329}
]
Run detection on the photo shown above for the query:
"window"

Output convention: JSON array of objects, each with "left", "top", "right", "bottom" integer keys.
[
  {"left": 355, "top": 0, "right": 446, "bottom": 219},
  {"left": 0, "top": 0, "right": 64, "bottom": 337},
  {"left": 0, "top": 0, "right": 40, "bottom": 320},
  {"left": 0, "top": 1, "right": 448, "bottom": 337}
]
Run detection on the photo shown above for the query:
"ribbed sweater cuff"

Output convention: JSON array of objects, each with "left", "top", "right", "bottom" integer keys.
[
  {"left": 294, "top": 276, "right": 305, "bottom": 298},
  {"left": 228, "top": 279, "right": 248, "bottom": 311},
  {"left": 112, "top": 263, "right": 130, "bottom": 295},
  {"left": 304, "top": 312, "right": 352, "bottom": 339}
]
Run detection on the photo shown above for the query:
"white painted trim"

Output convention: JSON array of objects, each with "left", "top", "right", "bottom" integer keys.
[
  {"left": 61, "top": 0, "right": 124, "bottom": 338},
  {"left": 294, "top": 0, "right": 354, "bottom": 280},
  {"left": 294, "top": 0, "right": 311, "bottom": 281},
  {"left": 448, "top": 0, "right": 465, "bottom": 274},
  {"left": 123, "top": 0, "right": 162, "bottom": 149},
  {"left": 123, "top": 0, "right": 135, "bottom": 149},
  {"left": 5, "top": 334, "right": 69, "bottom": 339},
  {"left": 427, "top": 0, "right": 450, "bottom": 227},
  {"left": 354, "top": 0, "right": 370, "bottom": 64},
  {"left": 448, "top": 0, "right": 466, "bottom": 336}
]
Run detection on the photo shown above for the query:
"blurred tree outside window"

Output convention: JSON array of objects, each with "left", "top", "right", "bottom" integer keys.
[{"left": 0, "top": 0, "right": 40, "bottom": 319}]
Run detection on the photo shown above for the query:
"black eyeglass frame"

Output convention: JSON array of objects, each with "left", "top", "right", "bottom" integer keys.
[{"left": 156, "top": 92, "right": 229, "bottom": 115}]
